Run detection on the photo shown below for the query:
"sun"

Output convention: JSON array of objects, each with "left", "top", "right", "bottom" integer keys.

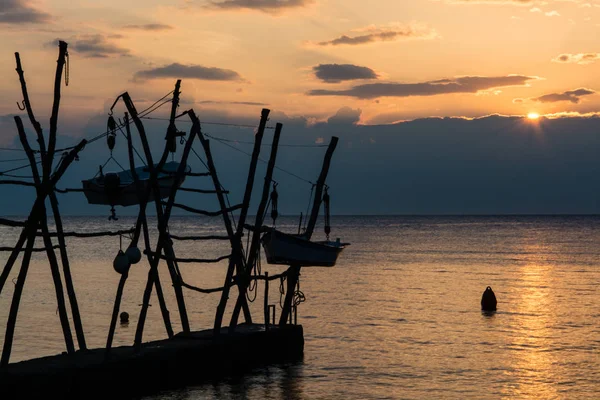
[{"left": 527, "top": 112, "right": 540, "bottom": 120}]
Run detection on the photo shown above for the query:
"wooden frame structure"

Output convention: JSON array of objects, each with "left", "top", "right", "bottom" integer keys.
[{"left": 0, "top": 41, "right": 340, "bottom": 368}]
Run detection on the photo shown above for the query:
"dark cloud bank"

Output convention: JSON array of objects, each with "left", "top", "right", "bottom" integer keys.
[
  {"left": 2, "top": 110, "right": 599, "bottom": 215},
  {"left": 313, "top": 64, "right": 378, "bottom": 83},
  {"left": 209, "top": 0, "right": 312, "bottom": 12},
  {"left": 134, "top": 63, "right": 242, "bottom": 81},
  {"left": 309, "top": 75, "right": 537, "bottom": 99},
  {"left": 0, "top": 0, "right": 51, "bottom": 24}
]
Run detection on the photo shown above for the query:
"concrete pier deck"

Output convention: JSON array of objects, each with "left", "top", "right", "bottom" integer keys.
[{"left": 0, "top": 324, "right": 304, "bottom": 399}]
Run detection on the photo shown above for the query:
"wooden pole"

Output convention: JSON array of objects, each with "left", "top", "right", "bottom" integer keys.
[
  {"left": 197, "top": 135, "right": 238, "bottom": 335},
  {"left": 105, "top": 271, "right": 128, "bottom": 354},
  {"left": 117, "top": 85, "right": 192, "bottom": 341},
  {"left": 38, "top": 211, "right": 76, "bottom": 354},
  {"left": 279, "top": 137, "right": 338, "bottom": 326},
  {"left": 211, "top": 109, "right": 269, "bottom": 333},
  {"left": 15, "top": 113, "right": 76, "bottom": 355},
  {"left": 0, "top": 233, "right": 37, "bottom": 367},
  {"left": 46, "top": 41, "right": 68, "bottom": 181},
  {"left": 229, "top": 122, "right": 282, "bottom": 330},
  {"left": 122, "top": 113, "right": 174, "bottom": 343},
  {"left": 49, "top": 192, "right": 87, "bottom": 350},
  {"left": 303, "top": 137, "right": 339, "bottom": 239},
  {"left": 264, "top": 271, "right": 269, "bottom": 331}
]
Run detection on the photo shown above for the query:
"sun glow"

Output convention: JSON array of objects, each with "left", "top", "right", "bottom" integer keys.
[{"left": 527, "top": 112, "right": 540, "bottom": 120}]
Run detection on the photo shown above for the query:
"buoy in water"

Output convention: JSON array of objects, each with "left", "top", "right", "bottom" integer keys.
[
  {"left": 125, "top": 246, "right": 142, "bottom": 264},
  {"left": 120, "top": 311, "right": 129, "bottom": 325},
  {"left": 481, "top": 286, "right": 497, "bottom": 311},
  {"left": 113, "top": 250, "right": 131, "bottom": 274}
]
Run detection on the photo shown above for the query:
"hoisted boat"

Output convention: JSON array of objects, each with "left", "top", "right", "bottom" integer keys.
[
  {"left": 82, "top": 161, "right": 189, "bottom": 207},
  {"left": 261, "top": 229, "right": 348, "bottom": 267}
]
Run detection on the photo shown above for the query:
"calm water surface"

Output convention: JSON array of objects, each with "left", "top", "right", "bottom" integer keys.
[{"left": 0, "top": 215, "right": 599, "bottom": 399}]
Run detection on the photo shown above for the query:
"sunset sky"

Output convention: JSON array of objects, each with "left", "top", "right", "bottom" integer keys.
[
  {"left": 1, "top": 0, "right": 599, "bottom": 125},
  {"left": 0, "top": 0, "right": 599, "bottom": 215}
]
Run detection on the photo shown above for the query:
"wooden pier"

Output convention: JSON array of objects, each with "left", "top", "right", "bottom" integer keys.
[{"left": 0, "top": 324, "right": 304, "bottom": 399}]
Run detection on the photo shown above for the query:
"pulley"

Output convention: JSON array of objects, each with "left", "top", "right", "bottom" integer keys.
[{"left": 107, "top": 116, "right": 117, "bottom": 152}]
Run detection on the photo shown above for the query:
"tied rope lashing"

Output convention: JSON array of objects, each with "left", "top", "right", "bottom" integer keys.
[
  {"left": 323, "top": 187, "right": 331, "bottom": 240},
  {"left": 270, "top": 182, "right": 279, "bottom": 226}
]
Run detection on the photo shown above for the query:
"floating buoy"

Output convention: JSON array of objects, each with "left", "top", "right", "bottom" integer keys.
[
  {"left": 481, "top": 286, "right": 497, "bottom": 311},
  {"left": 120, "top": 311, "right": 129, "bottom": 325},
  {"left": 113, "top": 250, "right": 131, "bottom": 274},
  {"left": 125, "top": 246, "right": 142, "bottom": 264}
]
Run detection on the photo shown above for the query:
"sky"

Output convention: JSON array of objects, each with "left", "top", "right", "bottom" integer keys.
[{"left": 0, "top": 0, "right": 599, "bottom": 214}]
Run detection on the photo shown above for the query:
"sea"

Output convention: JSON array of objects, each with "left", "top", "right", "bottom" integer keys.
[{"left": 0, "top": 215, "right": 599, "bottom": 399}]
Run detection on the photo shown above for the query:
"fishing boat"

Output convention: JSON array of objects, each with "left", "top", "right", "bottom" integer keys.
[
  {"left": 81, "top": 161, "right": 189, "bottom": 206},
  {"left": 261, "top": 229, "right": 348, "bottom": 267}
]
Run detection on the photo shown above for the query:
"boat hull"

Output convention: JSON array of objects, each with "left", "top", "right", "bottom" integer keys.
[
  {"left": 82, "top": 161, "right": 188, "bottom": 207},
  {"left": 261, "top": 230, "right": 345, "bottom": 267}
]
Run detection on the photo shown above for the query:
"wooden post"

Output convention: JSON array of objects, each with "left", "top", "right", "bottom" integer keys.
[
  {"left": 264, "top": 272, "right": 269, "bottom": 331},
  {"left": 1, "top": 233, "right": 37, "bottom": 366},
  {"left": 197, "top": 135, "right": 238, "bottom": 335},
  {"left": 15, "top": 114, "right": 76, "bottom": 355},
  {"left": 116, "top": 85, "right": 193, "bottom": 342},
  {"left": 124, "top": 113, "right": 173, "bottom": 337},
  {"left": 211, "top": 109, "right": 270, "bottom": 333},
  {"left": 105, "top": 271, "right": 128, "bottom": 354},
  {"left": 278, "top": 264, "right": 301, "bottom": 326},
  {"left": 49, "top": 192, "right": 87, "bottom": 350},
  {"left": 1, "top": 42, "right": 86, "bottom": 364},
  {"left": 229, "top": 122, "right": 282, "bottom": 329},
  {"left": 38, "top": 212, "right": 76, "bottom": 354},
  {"left": 107, "top": 113, "right": 175, "bottom": 352},
  {"left": 46, "top": 41, "right": 68, "bottom": 181},
  {"left": 279, "top": 137, "right": 339, "bottom": 326},
  {"left": 303, "top": 137, "right": 339, "bottom": 239}
]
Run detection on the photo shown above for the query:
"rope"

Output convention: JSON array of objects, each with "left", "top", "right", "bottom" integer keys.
[
  {"left": 279, "top": 275, "right": 286, "bottom": 309},
  {"left": 140, "top": 116, "right": 275, "bottom": 130},
  {"left": 116, "top": 118, "right": 147, "bottom": 166},
  {"left": 293, "top": 277, "right": 305, "bottom": 308},
  {"left": 65, "top": 51, "right": 69, "bottom": 87},
  {"left": 302, "top": 184, "right": 315, "bottom": 233},
  {"left": 0, "top": 157, "right": 32, "bottom": 163},
  {"left": 0, "top": 160, "right": 42, "bottom": 176},
  {"left": 208, "top": 134, "right": 314, "bottom": 186},
  {"left": 52, "top": 90, "right": 176, "bottom": 153},
  {"left": 323, "top": 187, "right": 331, "bottom": 240},
  {"left": 204, "top": 133, "right": 327, "bottom": 148},
  {"left": 246, "top": 244, "right": 261, "bottom": 303},
  {"left": 183, "top": 137, "right": 238, "bottom": 228}
]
